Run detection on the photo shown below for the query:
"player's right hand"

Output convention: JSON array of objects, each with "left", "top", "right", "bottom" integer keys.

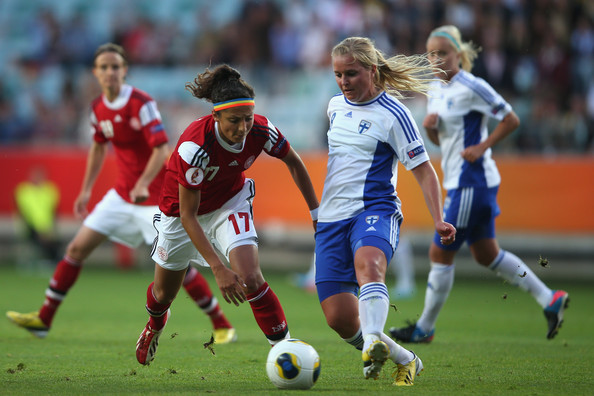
[
  {"left": 437, "top": 221, "right": 456, "bottom": 245},
  {"left": 73, "top": 192, "right": 91, "bottom": 219},
  {"left": 214, "top": 267, "right": 247, "bottom": 306}
]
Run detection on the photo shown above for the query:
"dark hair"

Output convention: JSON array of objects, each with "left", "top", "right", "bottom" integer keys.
[
  {"left": 185, "top": 64, "right": 255, "bottom": 106},
  {"left": 93, "top": 43, "right": 128, "bottom": 66}
]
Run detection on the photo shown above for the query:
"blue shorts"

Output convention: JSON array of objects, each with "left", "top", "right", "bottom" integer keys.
[
  {"left": 433, "top": 186, "right": 500, "bottom": 250},
  {"left": 315, "top": 208, "right": 401, "bottom": 302}
]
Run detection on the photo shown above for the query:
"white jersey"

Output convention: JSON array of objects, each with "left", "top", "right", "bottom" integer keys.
[
  {"left": 318, "top": 92, "right": 430, "bottom": 222},
  {"left": 427, "top": 70, "right": 512, "bottom": 190}
]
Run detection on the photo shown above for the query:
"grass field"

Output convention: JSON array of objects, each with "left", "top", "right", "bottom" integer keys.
[{"left": 1, "top": 263, "right": 592, "bottom": 395}]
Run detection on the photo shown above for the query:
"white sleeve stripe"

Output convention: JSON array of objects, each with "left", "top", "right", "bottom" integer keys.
[
  {"left": 378, "top": 96, "right": 418, "bottom": 143},
  {"left": 458, "top": 73, "right": 497, "bottom": 104},
  {"left": 139, "top": 101, "right": 162, "bottom": 126},
  {"left": 179, "top": 141, "right": 209, "bottom": 168}
]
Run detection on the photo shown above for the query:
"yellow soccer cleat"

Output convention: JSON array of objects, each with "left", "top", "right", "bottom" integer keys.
[
  {"left": 213, "top": 328, "right": 237, "bottom": 344},
  {"left": 362, "top": 340, "right": 389, "bottom": 380},
  {"left": 393, "top": 352, "right": 423, "bottom": 386},
  {"left": 6, "top": 311, "right": 49, "bottom": 338}
]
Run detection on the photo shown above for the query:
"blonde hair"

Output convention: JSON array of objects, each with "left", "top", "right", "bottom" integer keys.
[
  {"left": 429, "top": 25, "right": 480, "bottom": 72},
  {"left": 332, "top": 37, "right": 437, "bottom": 98}
]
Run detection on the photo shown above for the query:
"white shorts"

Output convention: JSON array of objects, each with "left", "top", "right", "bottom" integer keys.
[
  {"left": 152, "top": 179, "right": 258, "bottom": 271},
  {"left": 83, "top": 188, "right": 158, "bottom": 248}
]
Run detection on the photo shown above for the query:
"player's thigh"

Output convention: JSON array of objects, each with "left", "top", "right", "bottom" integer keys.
[
  {"left": 66, "top": 225, "right": 107, "bottom": 260},
  {"left": 469, "top": 238, "right": 500, "bottom": 266},
  {"left": 153, "top": 263, "right": 187, "bottom": 303},
  {"left": 320, "top": 292, "right": 359, "bottom": 335},
  {"left": 229, "top": 244, "right": 264, "bottom": 290},
  {"left": 429, "top": 241, "right": 457, "bottom": 264}
]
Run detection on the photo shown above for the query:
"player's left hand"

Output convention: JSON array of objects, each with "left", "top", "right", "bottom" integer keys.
[{"left": 460, "top": 143, "right": 486, "bottom": 163}]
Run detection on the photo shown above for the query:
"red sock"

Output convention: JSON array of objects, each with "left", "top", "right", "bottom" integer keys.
[
  {"left": 146, "top": 282, "right": 171, "bottom": 330},
  {"left": 38, "top": 256, "right": 82, "bottom": 327},
  {"left": 183, "top": 267, "right": 232, "bottom": 329},
  {"left": 247, "top": 282, "right": 289, "bottom": 343}
]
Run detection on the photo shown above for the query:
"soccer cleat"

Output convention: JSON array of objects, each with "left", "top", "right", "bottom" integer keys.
[
  {"left": 393, "top": 352, "right": 423, "bottom": 386},
  {"left": 544, "top": 290, "right": 569, "bottom": 340},
  {"left": 389, "top": 322, "right": 434, "bottom": 344},
  {"left": 6, "top": 311, "right": 49, "bottom": 338},
  {"left": 213, "top": 327, "right": 237, "bottom": 344},
  {"left": 362, "top": 340, "right": 389, "bottom": 380},
  {"left": 136, "top": 309, "right": 170, "bottom": 366}
]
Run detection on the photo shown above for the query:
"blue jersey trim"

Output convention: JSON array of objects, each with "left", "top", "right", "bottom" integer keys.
[
  {"left": 363, "top": 141, "right": 397, "bottom": 211},
  {"left": 377, "top": 94, "right": 418, "bottom": 144},
  {"left": 459, "top": 111, "right": 487, "bottom": 187}
]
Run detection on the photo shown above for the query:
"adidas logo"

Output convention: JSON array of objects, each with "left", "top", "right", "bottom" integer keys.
[
  {"left": 365, "top": 226, "right": 376, "bottom": 232},
  {"left": 114, "top": 114, "right": 122, "bottom": 122},
  {"left": 228, "top": 160, "right": 239, "bottom": 166},
  {"left": 345, "top": 111, "right": 352, "bottom": 118}
]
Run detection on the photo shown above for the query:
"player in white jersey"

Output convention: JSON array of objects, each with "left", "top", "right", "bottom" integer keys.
[
  {"left": 315, "top": 37, "right": 456, "bottom": 386},
  {"left": 389, "top": 25, "right": 569, "bottom": 345}
]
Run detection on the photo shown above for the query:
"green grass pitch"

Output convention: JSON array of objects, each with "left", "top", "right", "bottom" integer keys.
[{"left": 1, "top": 264, "right": 592, "bottom": 395}]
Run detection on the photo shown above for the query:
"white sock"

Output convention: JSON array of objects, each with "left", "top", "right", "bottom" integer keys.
[
  {"left": 417, "top": 262, "right": 455, "bottom": 333},
  {"left": 359, "top": 282, "right": 389, "bottom": 351},
  {"left": 488, "top": 250, "right": 552, "bottom": 307},
  {"left": 380, "top": 332, "right": 414, "bottom": 364}
]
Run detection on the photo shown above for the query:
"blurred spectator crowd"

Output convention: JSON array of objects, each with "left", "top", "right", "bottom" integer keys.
[{"left": 0, "top": 0, "right": 592, "bottom": 154}]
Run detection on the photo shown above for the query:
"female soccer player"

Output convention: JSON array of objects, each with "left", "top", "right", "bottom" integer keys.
[
  {"left": 6, "top": 43, "right": 236, "bottom": 344},
  {"left": 314, "top": 37, "right": 456, "bottom": 386},
  {"left": 389, "top": 25, "right": 569, "bottom": 344},
  {"left": 135, "top": 64, "right": 319, "bottom": 365}
]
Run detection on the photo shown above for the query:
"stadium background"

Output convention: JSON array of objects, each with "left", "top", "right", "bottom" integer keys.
[{"left": 0, "top": 0, "right": 592, "bottom": 278}]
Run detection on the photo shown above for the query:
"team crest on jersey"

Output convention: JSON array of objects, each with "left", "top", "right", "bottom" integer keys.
[
  {"left": 358, "top": 120, "right": 371, "bottom": 134},
  {"left": 244, "top": 155, "right": 256, "bottom": 169},
  {"left": 365, "top": 215, "right": 379, "bottom": 225},
  {"left": 185, "top": 167, "right": 204, "bottom": 185},
  {"left": 447, "top": 98, "right": 454, "bottom": 110},
  {"left": 129, "top": 117, "right": 141, "bottom": 130}
]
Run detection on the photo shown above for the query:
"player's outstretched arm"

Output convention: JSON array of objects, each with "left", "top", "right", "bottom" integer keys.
[
  {"left": 75, "top": 141, "right": 107, "bottom": 219},
  {"left": 411, "top": 161, "right": 456, "bottom": 244},
  {"left": 280, "top": 147, "right": 319, "bottom": 228},
  {"left": 178, "top": 184, "right": 247, "bottom": 305}
]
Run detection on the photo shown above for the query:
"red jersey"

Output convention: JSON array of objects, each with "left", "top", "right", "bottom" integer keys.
[
  {"left": 90, "top": 84, "right": 169, "bottom": 205},
  {"left": 160, "top": 114, "right": 290, "bottom": 216}
]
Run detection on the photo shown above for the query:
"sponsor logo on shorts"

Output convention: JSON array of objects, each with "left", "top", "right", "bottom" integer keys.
[{"left": 157, "top": 246, "right": 168, "bottom": 261}]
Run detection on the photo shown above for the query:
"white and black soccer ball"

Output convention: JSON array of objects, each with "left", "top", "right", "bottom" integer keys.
[{"left": 266, "top": 339, "right": 321, "bottom": 390}]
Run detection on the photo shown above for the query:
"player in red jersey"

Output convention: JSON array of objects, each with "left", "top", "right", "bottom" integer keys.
[
  {"left": 7, "top": 43, "right": 236, "bottom": 344},
  {"left": 135, "top": 64, "right": 320, "bottom": 365}
]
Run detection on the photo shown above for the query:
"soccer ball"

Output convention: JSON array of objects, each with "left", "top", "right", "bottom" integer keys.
[{"left": 266, "top": 339, "right": 321, "bottom": 390}]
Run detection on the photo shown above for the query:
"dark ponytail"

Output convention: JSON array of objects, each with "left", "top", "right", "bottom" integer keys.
[{"left": 185, "top": 64, "right": 255, "bottom": 104}]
